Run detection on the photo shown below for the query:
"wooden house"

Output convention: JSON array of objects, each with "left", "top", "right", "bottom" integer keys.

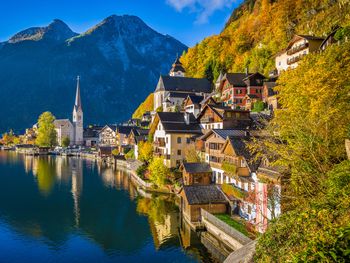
[
  {"left": 181, "top": 162, "right": 212, "bottom": 186},
  {"left": 179, "top": 185, "right": 228, "bottom": 223},
  {"left": 197, "top": 104, "right": 251, "bottom": 133}
]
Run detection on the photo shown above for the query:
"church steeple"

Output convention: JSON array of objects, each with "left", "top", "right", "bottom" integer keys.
[
  {"left": 72, "top": 75, "right": 83, "bottom": 145},
  {"left": 169, "top": 55, "right": 185, "bottom": 77},
  {"left": 74, "top": 76, "right": 82, "bottom": 111}
]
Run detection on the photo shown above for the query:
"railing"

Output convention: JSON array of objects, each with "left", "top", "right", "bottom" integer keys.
[
  {"left": 286, "top": 42, "right": 308, "bottom": 55},
  {"left": 154, "top": 140, "right": 166, "bottom": 147},
  {"left": 287, "top": 53, "right": 307, "bottom": 65},
  {"left": 201, "top": 209, "right": 252, "bottom": 246},
  {"left": 201, "top": 116, "right": 215, "bottom": 123}
]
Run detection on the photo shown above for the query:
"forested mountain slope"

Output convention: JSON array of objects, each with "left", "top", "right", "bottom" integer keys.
[{"left": 181, "top": 0, "right": 350, "bottom": 79}]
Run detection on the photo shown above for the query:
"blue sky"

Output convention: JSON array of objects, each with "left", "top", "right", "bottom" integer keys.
[{"left": 0, "top": 0, "right": 242, "bottom": 46}]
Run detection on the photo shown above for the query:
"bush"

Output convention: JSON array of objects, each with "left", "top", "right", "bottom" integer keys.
[
  {"left": 252, "top": 101, "right": 265, "bottom": 112},
  {"left": 136, "top": 164, "right": 147, "bottom": 179},
  {"left": 148, "top": 157, "right": 169, "bottom": 187}
]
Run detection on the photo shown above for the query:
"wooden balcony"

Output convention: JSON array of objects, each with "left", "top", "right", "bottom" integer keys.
[
  {"left": 201, "top": 116, "right": 215, "bottom": 123},
  {"left": 286, "top": 42, "right": 308, "bottom": 56},
  {"left": 154, "top": 140, "right": 166, "bottom": 147}
]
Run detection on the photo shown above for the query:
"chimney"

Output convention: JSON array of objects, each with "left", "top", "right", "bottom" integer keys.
[{"left": 184, "top": 112, "right": 190, "bottom": 125}]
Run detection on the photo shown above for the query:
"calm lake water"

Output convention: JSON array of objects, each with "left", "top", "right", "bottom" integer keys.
[{"left": 0, "top": 152, "right": 218, "bottom": 263}]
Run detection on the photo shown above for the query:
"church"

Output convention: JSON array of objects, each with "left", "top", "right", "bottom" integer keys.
[{"left": 54, "top": 76, "right": 84, "bottom": 146}]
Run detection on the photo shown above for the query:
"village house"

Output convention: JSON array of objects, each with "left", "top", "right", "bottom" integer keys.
[
  {"left": 153, "top": 58, "right": 212, "bottom": 112},
  {"left": 116, "top": 125, "right": 136, "bottom": 153},
  {"left": 22, "top": 124, "right": 38, "bottom": 144},
  {"left": 150, "top": 112, "right": 202, "bottom": 168},
  {"left": 218, "top": 72, "right": 265, "bottom": 109},
  {"left": 220, "top": 136, "right": 260, "bottom": 222},
  {"left": 99, "top": 125, "right": 117, "bottom": 146},
  {"left": 275, "top": 34, "right": 324, "bottom": 74},
  {"left": 83, "top": 125, "right": 103, "bottom": 147},
  {"left": 127, "top": 128, "right": 149, "bottom": 159},
  {"left": 198, "top": 129, "right": 249, "bottom": 185},
  {"left": 181, "top": 162, "right": 212, "bottom": 186},
  {"left": 254, "top": 157, "right": 283, "bottom": 233},
  {"left": 197, "top": 104, "right": 251, "bottom": 133},
  {"left": 179, "top": 185, "right": 228, "bottom": 223},
  {"left": 183, "top": 95, "right": 204, "bottom": 117},
  {"left": 262, "top": 77, "right": 279, "bottom": 112},
  {"left": 54, "top": 76, "right": 84, "bottom": 146},
  {"left": 320, "top": 27, "right": 340, "bottom": 51}
]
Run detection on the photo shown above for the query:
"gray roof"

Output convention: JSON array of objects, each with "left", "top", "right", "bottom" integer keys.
[
  {"left": 225, "top": 73, "right": 250, "bottom": 87},
  {"left": 182, "top": 185, "right": 228, "bottom": 205},
  {"left": 182, "top": 162, "right": 212, "bottom": 173},
  {"left": 158, "top": 112, "right": 202, "bottom": 134},
  {"left": 186, "top": 95, "right": 204, "bottom": 104},
  {"left": 228, "top": 137, "right": 260, "bottom": 172},
  {"left": 117, "top": 125, "right": 136, "bottom": 135},
  {"left": 156, "top": 76, "right": 212, "bottom": 93},
  {"left": 213, "top": 129, "right": 248, "bottom": 140}
]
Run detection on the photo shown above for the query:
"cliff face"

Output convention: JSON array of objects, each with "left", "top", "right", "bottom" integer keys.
[
  {"left": 0, "top": 15, "right": 187, "bottom": 132},
  {"left": 180, "top": 0, "right": 350, "bottom": 79}
]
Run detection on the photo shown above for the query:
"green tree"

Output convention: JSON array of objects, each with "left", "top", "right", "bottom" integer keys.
[
  {"left": 148, "top": 157, "right": 169, "bottom": 187},
  {"left": 138, "top": 141, "right": 153, "bottom": 164},
  {"left": 62, "top": 137, "right": 70, "bottom": 148},
  {"left": 252, "top": 101, "right": 265, "bottom": 112},
  {"left": 112, "top": 149, "right": 119, "bottom": 156},
  {"left": 35, "top": 112, "right": 57, "bottom": 147}
]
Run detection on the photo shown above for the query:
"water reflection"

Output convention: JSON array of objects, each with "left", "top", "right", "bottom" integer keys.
[{"left": 0, "top": 151, "right": 216, "bottom": 263}]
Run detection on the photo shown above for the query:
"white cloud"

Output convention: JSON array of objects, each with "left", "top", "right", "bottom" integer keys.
[{"left": 166, "top": 0, "right": 235, "bottom": 24}]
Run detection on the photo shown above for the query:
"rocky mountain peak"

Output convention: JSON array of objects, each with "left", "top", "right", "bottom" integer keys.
[{"left": 8, "top": 19, "right": 77, "bottom": 44}]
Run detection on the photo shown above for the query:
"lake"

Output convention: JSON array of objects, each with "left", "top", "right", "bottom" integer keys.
[{"left": 0, "top": 152, "right": 220, "bottom": 263}]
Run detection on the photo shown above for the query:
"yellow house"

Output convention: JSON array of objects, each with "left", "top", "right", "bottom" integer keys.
[{"left": 149, "top": 112, "right": 203, "bottom": 168}]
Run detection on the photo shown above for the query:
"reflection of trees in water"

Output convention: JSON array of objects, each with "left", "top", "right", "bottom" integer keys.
[{"left": 36, "top": 157, "right": 56, "bottom": 196}]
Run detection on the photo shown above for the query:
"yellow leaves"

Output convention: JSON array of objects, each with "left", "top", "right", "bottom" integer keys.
[{"left": 132, "top": 93, "right": 154, "bottom": 119}]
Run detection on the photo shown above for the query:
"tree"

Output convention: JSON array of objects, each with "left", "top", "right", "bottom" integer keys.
[
  {"left": 138, "top": 141, "right": 153, "bottom": 164},
  {"left": 112, "top": 149, "right": 119, "bottom": 156},
  {"left": 2, "top": 130, "right": 15, "bottom": 145},
  {"left": 148, "top": 157, "right": 169, "bottom": 187},
  {"left": 35, "top": 112, "right": 57, "bottom": 147},
  {"left": 184, "top": 144, "right": 201, "bottom": 163},
  {"left": 62, "top": 137, "right": 70, "bottom": 148},
  {"left": 132, "top": 93, "right": 154, "bottom": 119},
  {"left": 255, "top": 41, "right": 350, "bottom": 261},
  {"left": 252, "top": 100, "right": 265, "bottom": 112},
  {"left": 125, "top": 148, "right": 135, "bottom": 159}
]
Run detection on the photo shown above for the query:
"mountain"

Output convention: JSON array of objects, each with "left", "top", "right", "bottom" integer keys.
[
  {"left": 0, "top": 15, "right": 187, "bottom": 132},
  {"left": 180, "top": 0, "right": 350, "bottom": 80}
]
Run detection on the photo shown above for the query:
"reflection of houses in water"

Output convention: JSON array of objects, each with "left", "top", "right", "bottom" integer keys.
[
  {"left": 149, "top": 211, "right": 179, "bottom": 250},
  {"left": 179, "top": 216, "right": 230, "bottom": 263},
  {"left": 71, "top": 158, "right": 83, "bottom": 227}
]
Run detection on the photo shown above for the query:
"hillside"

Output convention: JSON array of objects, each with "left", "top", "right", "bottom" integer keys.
[
  {"left": 180, "top": 0, "right": 350, "bottom": 79},
  {"left": 0, "top": 15, "right": 187, "bottom": 132}
]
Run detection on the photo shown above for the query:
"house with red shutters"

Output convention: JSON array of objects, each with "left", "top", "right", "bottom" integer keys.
[{"left": 218, "top": 71, "right": 266, "bottom": 110}]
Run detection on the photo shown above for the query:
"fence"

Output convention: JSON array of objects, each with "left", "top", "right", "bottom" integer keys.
[{"left": 201, "top": 209, "right": 251, "bottom": 246}]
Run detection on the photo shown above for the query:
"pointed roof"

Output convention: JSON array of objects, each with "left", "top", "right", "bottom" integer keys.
[
  {"left": 74, "top": 76, "right": 82, "bottom": 111},
  {"left": 170, "top": 56, "right": 185, "bottom": 74}
]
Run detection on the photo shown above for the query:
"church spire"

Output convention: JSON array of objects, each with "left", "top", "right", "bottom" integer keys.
[{"left": 74, "top": 76, "right": 82, "bottom": 111}]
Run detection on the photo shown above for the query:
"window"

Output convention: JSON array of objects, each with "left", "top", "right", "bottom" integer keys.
[
  {"left": 186, "top": 138, "right": 191, "bottom": 144},
  {"left": 248, "top": 205, "right": 252, "bottom": 214},
  {"left": 177, "top": 137, "right": 181, "bottom": 144},
  {"left": 177, "top": 150, "right": 181, "bottom": 156},
  {"left": 166, "top": 137, "right": 168, "bottom": 143}
]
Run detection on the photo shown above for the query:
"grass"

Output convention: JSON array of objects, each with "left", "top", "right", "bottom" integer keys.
[{"left": 215, "top": 214, "right": 249, "bottom": 236}]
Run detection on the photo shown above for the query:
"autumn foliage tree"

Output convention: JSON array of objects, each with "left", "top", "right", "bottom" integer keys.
[
  {"left": 148, "top": 157, "right": 169, "bottom": 187},
  {"left": 255, "top": 40, "right": 350, "bottom": 262},
  {"left": 138, "top": 141, "right": 153, "bottom": 164},
  {"left": 35, "top": 112, "right": 57, "bottom": 147}
]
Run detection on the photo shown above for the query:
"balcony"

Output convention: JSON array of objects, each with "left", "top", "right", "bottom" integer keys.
[
  {"left": 153, "top": 151, "right": 170, "bottom": 160},
  {"left": 287, "top": 53, "right": 307, "bottom": 65},
  {"left": 286, "top": 42, "right": 309, "bottom": 56},
  {"left": 201, "top": 116, "right": 215, "bottom": 123},
  {"left": 154, "top": 140, "right": 166, "bottom": 147}
]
